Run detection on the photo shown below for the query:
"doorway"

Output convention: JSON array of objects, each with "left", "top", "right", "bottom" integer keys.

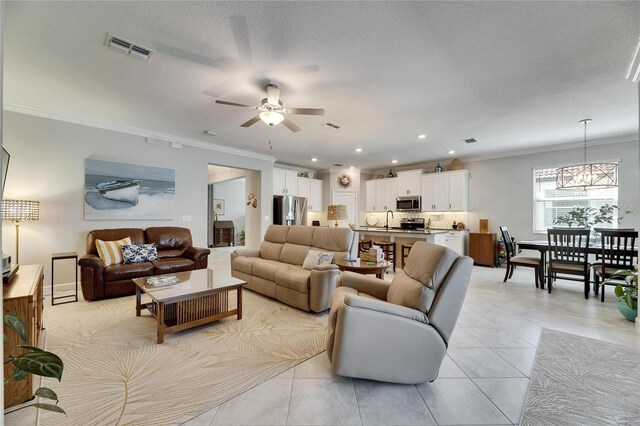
[
  {"left": 332, "top": 190, "right": 358, "bottom": 227},
  {"left": 208, "top": 165, "right": 261, "bottom": 249}
]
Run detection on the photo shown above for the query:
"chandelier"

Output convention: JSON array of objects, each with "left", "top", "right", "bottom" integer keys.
[{"left": 555, "top": 119, "right": 618, "bottom": 190}]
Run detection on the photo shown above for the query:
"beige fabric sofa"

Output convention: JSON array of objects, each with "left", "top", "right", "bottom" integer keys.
[
  {"left": 327, "top": 241, "right": 473, "bottom": 384},
  {"left": 231, "top": 225, "right": 353, "bottom": 312}
]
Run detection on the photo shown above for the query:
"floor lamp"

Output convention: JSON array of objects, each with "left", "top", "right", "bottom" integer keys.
[{"left": 2, "top": 199, "right": 40, "bottom": 265}]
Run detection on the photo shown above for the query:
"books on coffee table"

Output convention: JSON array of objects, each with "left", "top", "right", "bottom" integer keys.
[{"left": 147, "top": 275, "right": 180, "bottom": 286}]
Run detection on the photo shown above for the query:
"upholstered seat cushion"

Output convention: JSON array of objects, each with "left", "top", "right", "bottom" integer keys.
[
  {"left": 547, "top": 261, "right": 589, "bottom": 273},
  {"left": 233, "top": 256, "right": 258, "bottom": 275},
  {"left": 253, "top": 259, "right": 288, "bottom": 281},
  {"left": 510, "top": 256, "right": 541, "bottom": 266},
  {"left": 104, "top": 262, "right": 154, "bottom": 282},
  {"left": 594, "top": 266, "right": 627, "bottom": 277},
  {"left": 152, "top": 257, "right": 195, "bottom": 274},
  {"left": 275, "top": 266, "right": 311, "bottom": 293}
]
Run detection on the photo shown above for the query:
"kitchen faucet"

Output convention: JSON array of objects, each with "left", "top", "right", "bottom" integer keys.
[{"left": 385, "top": 210, "right": 394, "bottom": 229}]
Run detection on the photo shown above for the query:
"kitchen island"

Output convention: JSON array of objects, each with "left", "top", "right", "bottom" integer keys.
[{"left": 354, "top": 227, "right": 447, "bottom": 246}]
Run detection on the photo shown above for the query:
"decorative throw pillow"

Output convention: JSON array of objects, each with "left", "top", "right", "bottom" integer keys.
[
  {"left": 302, "top": 249, "right": 334, "bottom": 270},
  {"left": 95, "top": 237, "right": 131, "bottom": 266},
  {"left": 122, "top": 243, "right": 158, "bottom": 264}
]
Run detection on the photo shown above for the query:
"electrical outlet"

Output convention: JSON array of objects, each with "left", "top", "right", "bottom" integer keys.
[{"left": 182, "top": 215, "right": 192, "bottom": 222}]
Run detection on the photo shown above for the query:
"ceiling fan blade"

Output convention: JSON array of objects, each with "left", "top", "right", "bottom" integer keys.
[
  {"left": 241, "top": 116, "right": 262, "bottom": 127},
  {"left": 263, "top": 65, "right": 320, "bottom": 75},
  {"left": 287, "top": 108, "right": 325, "bottom": 116},
  {"left": 229, "top": 15, "right": 252, "bottom": 64},
  {"left": 267, "top": 84, "right": 280, "bottom": 105},
  {"left": 282, "top": 118, "right": 301, "bottom": 133},
  {"left": 215, "top": 100, "right": 256, "bottom": 108},
  {"left": 203, "top": 78, "right": 241, "bottom": 98},
  {"left": 151, "top": 41, "right": 240, "bottom": 72}
]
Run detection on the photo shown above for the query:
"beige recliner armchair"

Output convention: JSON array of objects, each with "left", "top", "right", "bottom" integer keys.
[{"left": 327, "top": 241, "right": 473, "bottom": 384}]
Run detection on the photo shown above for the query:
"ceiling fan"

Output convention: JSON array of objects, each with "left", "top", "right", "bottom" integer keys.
[{"left": 215, "top": 84, "right": 325, "bottom": 133}]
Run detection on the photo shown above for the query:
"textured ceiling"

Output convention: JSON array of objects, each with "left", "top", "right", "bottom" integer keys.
[{"left": 4, "top": 1, "right": 639, "bottom": 169}]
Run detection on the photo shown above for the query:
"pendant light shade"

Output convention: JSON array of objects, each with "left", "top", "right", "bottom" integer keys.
[{"left": 555, "top": 119, "right": 618, "bottom": 190}]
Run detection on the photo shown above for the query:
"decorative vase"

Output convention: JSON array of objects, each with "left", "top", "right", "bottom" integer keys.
[
  {"left": 617, "top": 299, "right": 638, "bottom": 322},
  {"left": 387, "top": 169, "right": 394, "bottom": 178},
  {"left": 435, "top": 163, "right": 442, "bottom": 173}
]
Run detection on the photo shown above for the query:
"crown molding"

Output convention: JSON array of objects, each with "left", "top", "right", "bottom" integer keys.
[{"left": 3, "top": 102, "right": 277, "bottom": 163}]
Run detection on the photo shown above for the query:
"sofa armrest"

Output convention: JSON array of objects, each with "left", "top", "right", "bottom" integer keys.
[
  {"left": 313, "top": 264, "right": 338, "bottom": 271},
  {"left": 339, "top": 271, "right": 390, "bottom": 300},
  {"left": 345, "top": 294, "right": 428, "bottom": 324},
  {"left": 309, "top": 267, "right": 341, "bottom": 312},
  {"left": 78, "top": 254, "right": 105, "bottom": 301},
  {"left": 184, "top": 246, "right": 211, "bottom": 269}
]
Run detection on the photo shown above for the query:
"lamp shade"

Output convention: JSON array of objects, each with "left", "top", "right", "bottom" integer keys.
[
  {"left": 2, "top": 200, "right": 40, "bottom": 221},
  {"left": 327, "top": 204, "right": 348, "bottom": 221}
]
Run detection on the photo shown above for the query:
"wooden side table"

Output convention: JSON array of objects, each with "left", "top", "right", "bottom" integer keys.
[
  {"left": 335, "top": 259, "right": 391, "bottom": 279},
  {"left": 51, "top": 252, "right": 79, "bottom": 306},
  {"left": 469, "top": 233, "right": 496, "bottom": 267},
  {"left": 213, "top": 220, "right": 235, "bottom": 247}
]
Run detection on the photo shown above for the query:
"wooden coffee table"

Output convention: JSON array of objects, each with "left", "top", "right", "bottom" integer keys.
[
  {"left": 133, "top": 269, "right": 246, "bottom": 344},
  {"left": 334, "top": 259, "right": 392, "bottom": 279}
]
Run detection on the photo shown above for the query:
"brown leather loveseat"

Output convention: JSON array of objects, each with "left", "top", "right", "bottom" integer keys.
[{"left": 79, "top": 227, "right": 210, "bottom": 301}]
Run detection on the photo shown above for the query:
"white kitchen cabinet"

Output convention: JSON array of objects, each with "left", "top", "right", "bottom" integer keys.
[
  {"left": 447, "top": 170, "right": 469, "bottom": 211},
  {"left": 378, "top": 178, "right": 398, "bottom": 211},
  {"left": 273, "top": 168, "right": 299, "bottom": 196},
  {"left": 421, "top": 170, "right": 468, "bottom": 212},
  {"left": 396, "top": 170, "right": 422, "bottom": 196},
  {"left": 298, "top": 177, "right": 311, "bottom": 199},
  {"left": 365, "top": 178, "right": 398, "bottom": 211},
  {"left": 366, "top": 180, "right": 377, "bottom": 211},
  {"left": 308, "top": 178, "right": 323, "bottom": 212},
  {"left": 445, "top": 230, "right": 469, "bottom": 256}
]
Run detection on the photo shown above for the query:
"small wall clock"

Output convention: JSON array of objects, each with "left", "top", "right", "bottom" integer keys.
[{"left": 338, "top": 174, "right": 352, "bottom": 188}]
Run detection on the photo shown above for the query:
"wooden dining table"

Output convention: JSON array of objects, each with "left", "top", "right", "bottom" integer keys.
[{"left": 517, "top": 240, "right": 638, "bottom": 289}]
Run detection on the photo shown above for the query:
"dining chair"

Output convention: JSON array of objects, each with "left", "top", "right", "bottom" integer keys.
[
  {"left": 547, "top": 228, "right": 591, "bottom": 298},
  {"left": 499, "top": 226, "right": 543, "bottom": 288},
  {"left": 594, "top": 229, "right": 637, "bottom": 302}
]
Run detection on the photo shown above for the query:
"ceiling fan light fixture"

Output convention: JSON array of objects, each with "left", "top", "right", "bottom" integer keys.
[{"left": 259, "top": 111, "right": 284, "bottom": 127}]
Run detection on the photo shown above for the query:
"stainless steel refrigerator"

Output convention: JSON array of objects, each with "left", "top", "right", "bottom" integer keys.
[{"left": 273, "top": 196, "right": 308, "bottom": 225}]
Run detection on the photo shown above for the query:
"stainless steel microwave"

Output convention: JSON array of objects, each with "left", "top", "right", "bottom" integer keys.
[{"left": 396, "top": 196, "right": 421, "bottom": 212}]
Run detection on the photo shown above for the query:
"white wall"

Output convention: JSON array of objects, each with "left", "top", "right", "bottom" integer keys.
[
  {"left": 2, "top": 111, "right": 275, "bottom": 284},
  {"left": 212, "top": 178, "right": 245, "bottom": 243},
  {"left": 465, "top": 140, "right": 639, "bottom": 241}
]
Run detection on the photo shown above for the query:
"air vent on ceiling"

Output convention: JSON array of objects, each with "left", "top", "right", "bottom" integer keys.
[
  {"left": 323, "top": 122, "right": 340, "bottom": 130},
  {"left": 333, "top": 163, "right": 344, "bottom": 167},
  {"left": 105, "top": 33, "right": 154, "bottom": 61},
  {"left": 464, "top": 138, "right": 477, "bottom": 144}
]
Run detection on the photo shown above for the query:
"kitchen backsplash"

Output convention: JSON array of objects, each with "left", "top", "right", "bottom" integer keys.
[{"left": 364, "top": 211, "right": 469, "bottom": 230}]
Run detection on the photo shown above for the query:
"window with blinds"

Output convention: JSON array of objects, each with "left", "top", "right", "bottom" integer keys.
[{"left": 533, "top": 167, "right": 618, "bottom": 233}]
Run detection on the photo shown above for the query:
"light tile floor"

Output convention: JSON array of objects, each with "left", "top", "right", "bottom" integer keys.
[
  {"left": 7, "top": 247, "right": 638, "bottom": 426},
  {"left": 181, "top": 248, "right": 639, "bottom": 426}
]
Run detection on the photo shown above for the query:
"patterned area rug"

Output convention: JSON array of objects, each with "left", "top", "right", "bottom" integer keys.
[
  {"left": 520, "top": 329, "right": 640, "bottom": 426},
  {"left": 39, "top": 290, "right": 327, "bottom": 425}
]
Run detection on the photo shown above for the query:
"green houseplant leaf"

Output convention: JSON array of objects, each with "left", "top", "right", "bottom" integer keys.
[
  {"left": 30, "top": 403, "right": 66, "bottom": 415},
  {"left": 13, "top": 367, "right": 28, "bottom": 381},
  {"left": 34, "top": 387, "right": 59, "bottom": 402},
  {"left": 3, "top": 313, "right": 29, "bottom": 342},
  {"left": 12, "top": 351, "right": 64, "bottom": 381}
]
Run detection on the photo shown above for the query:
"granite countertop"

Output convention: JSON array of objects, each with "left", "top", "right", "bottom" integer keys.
[{"left": 354, "top": 227, "right": 447, "bottom": 235}]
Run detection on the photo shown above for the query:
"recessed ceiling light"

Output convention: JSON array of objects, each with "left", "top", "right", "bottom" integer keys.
[
  {"left": 448, "top": 150, "right": 456, "bottom": 154},
  {"left": 392, "top": 160, "right": 398, "bottom": 164},
  {"left": 418, "top": 134, "right": 426, "bottom": 139},
  {"left": 349, "top": 166, "right": 355, "bottom": 170},
  {"left": 355, "top": 148, "right": 363, "bottom": 153},
  {"left": 202, "top": 130, "right": 217, "bottom": 136},
  {"left": 311, "top": 157, "right": 318, "bottom": 162}
]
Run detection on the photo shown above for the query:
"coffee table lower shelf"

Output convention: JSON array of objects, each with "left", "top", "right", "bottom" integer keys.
[{"left": 136, "top": 285, "right": 243, "bottom": 344}]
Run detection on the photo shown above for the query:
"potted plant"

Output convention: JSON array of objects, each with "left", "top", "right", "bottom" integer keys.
[
  {"left": 553, "top": 204, "right": 631, "bottom": 229},
  {"left": 237, "top": 230, "right": 245, "bottom": 246},
  {"left": 452, "top": 221, "right": 458, "bottom": 230},
  {"left": 603, "top": 269, "right": 638, "bottom": 321}
]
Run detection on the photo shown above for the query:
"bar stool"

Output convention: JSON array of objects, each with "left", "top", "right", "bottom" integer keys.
[
  {"left": 401, "top": 243, "right": 414, "bottom": 269},
  {"left": 373, "top": 241, "right": 396, "bottom": 272},
  {"left": 358, "top": 239, "right": 372, "bottom": 253}
]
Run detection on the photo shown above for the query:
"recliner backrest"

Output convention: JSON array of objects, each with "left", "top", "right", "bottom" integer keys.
[
  {"left": 86, "top": 228, "right": 146, "bottom": 255},
  {"left": 386, "top": 242, "right": 459, "bottom": 313},
  {"left": 260, "top": 225, "right": 289, "bottom": 261}
]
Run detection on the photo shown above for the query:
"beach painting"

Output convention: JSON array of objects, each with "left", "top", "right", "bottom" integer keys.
[{"left": 84, "top": 159, "right": 175, "bottom": 220}]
